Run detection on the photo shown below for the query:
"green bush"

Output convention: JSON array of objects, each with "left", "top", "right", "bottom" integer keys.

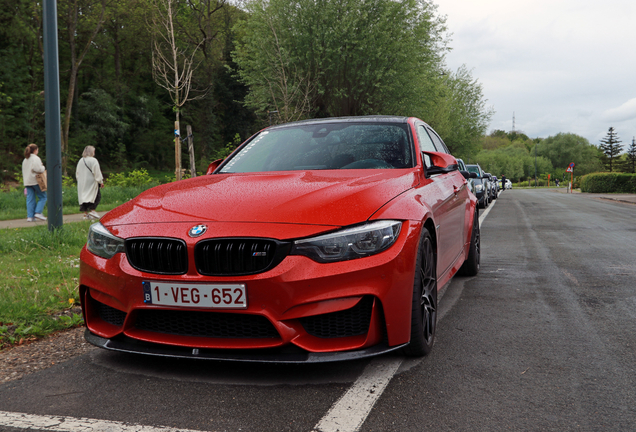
[
  {"left": 580, "top": 172, "right": 636, "bottom": 193},
  {"left": 105, "top": 168, "right": 157, "bottom": 188}
]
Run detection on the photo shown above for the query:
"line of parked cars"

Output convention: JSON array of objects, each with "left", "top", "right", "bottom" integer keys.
[{"left": 464, "top": 164, "right": 500, "bottom": 208}]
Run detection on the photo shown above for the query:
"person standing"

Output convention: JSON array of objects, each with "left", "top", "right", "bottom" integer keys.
[
  {"left": 76, "top": 145, "right": 104, "bottom": 219},
  {"left": 501, "top": 174, "right": 507, "bottom": 191},
  {"left": 22, "top": 143, "right": 48, "bottom": 222}
]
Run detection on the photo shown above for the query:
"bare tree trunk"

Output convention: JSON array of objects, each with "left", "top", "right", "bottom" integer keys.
[
  {"left": 187, "top": 124, "right": 196, "bottom": 177},
  {"left": 175, "top": 116, "right": 181, "bottom": 180},
  {"left": 151, "top": 0, "right": 207, "bottom": 182}
]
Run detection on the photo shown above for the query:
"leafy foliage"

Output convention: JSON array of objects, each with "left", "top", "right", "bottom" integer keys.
[
  {"left": 232, "top": 0, "right": 491, "bottom": 156},
  {"left": 430, "top": 66, "right": 494, "bottom": 158},
  {"left": 475, "top": 131, "right": 605, "bottom": 183},
  {"left": 580, "top": 172, "right": 636, "bottom": 193},
  {"left": 105, "top": 169, "right": 157, "bottom": 187},
  {"left": 537, "top": 133, "right": 604, "bottom": 177},
  {"left": 623, "top": 137, "right": 636, "bottom": 174}
]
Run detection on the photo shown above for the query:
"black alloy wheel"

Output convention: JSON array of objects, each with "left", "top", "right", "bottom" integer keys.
[{"left": 404, "top": 229, "right": 437, "bottom": 357}]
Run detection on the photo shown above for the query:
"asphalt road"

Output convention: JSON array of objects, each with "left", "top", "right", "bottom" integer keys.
[{"left": 1, "top": 189, "right": 635, "bottom": 431}]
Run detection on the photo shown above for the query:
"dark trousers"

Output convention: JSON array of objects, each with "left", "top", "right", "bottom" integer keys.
[{"left": 80, "top": 188, "right": 101, "bottom": 212}]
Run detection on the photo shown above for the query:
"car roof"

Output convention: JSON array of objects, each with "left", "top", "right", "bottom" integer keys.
[{"left": 267, "top": 116, "right": 410, "bottom": 130}]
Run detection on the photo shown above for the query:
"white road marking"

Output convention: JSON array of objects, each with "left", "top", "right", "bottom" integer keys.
[
  {"left": 0, "top": 410, "right": 204, "bottom": 432},
  {"left": 479, "top": 193, "right": 498, "bottom": 225},
  {"left": 312, "top": 356, "right": 403, "bottom": 432}
]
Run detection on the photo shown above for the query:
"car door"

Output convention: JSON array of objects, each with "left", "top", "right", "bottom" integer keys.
[{"left": 416, "top": 124, "right": 467, "bottom": 278}]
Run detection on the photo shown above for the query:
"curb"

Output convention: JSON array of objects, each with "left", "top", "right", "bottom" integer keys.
[{"left": 0, "top": 213, "right": 97, "bottom": 230}]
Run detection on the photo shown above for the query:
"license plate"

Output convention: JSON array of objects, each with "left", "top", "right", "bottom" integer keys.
[{"left": 142, "top": 282, "right": 247, "bottom": 309}]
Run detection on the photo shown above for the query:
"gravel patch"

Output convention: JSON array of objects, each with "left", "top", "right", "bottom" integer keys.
[{"left": 0, "top": 326, "right": 95, "bottom": 383}]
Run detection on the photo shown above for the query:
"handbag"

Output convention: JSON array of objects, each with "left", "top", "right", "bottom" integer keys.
[{"left": 35, "top": 170, "right": 47, "bottom": 192}]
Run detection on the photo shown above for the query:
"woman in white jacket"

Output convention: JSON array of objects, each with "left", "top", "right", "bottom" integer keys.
[
  {"left": 22, "top": 144, "right": 47, "bottom": 222},
  {"left": 76, "top": 145, "right": 104, "bottom": 219}
]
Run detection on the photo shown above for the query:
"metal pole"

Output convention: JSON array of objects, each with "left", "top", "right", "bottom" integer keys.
[
  {"left": 534, "top": 143, "right": 537, "bottom": 187},
  {"left": 43, "top": 0, "right": 63, "bottom": 230}
]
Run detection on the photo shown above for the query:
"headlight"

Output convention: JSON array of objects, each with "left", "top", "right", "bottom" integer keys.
[
  {"left": 87, "top": 222, "right": 125, "bottom": 259},
  {"left": 291, "top": 220, "right": 402, "bottom": 263},
  {"left": 475, "top": 184, "right": 483, "bottom": 192}
]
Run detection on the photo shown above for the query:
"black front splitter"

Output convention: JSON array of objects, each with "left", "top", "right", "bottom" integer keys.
[{"left": 85, "top": 330, "right": 407, "bottom": 363}]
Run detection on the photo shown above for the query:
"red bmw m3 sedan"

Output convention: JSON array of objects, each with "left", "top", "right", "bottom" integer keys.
[{"left": 80, "top": 116, "right": 480, "bottom": 362}]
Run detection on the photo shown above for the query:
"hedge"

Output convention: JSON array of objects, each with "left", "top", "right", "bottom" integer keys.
[{"left": 580, "top": 172, "right": 636, "bottom": 193}]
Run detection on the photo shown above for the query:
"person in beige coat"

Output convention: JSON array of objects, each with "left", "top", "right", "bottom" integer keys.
[
  {"left": 76, "top": 146, "right": 104, "bottom": 220},
  {"left": 22, "top": 144, "right": 47, "bottom": 222}
]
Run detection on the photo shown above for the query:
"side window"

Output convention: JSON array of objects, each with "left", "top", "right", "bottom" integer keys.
[
  {"left": 417, "top": 125, "right": 436, "bottom": 167},
  {"left": 427, "top": 127, "right": 449, "bottom": 154}
]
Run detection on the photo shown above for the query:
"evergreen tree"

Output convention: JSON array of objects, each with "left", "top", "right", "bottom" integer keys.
[
  {"left": 598, "top": 127, "right": 623, "bottom": 172},
  {"left": 624, "top": 137, "right": 636, "bottom": 174}
]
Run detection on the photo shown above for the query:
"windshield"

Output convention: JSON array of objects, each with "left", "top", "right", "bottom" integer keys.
[
  {"left": 466, "top": 165, "right": 481, "bottom": 175},
  {"left": 219, "top": 123, "right": 413, "bottom": 173}
]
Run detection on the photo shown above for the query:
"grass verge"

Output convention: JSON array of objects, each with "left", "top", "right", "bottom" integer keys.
[
  {"left": 0, "top": 221, "right": 92, "bottom": 349},
  {"left": 0, "top": 184, "right": 157, "bottom": 221}
]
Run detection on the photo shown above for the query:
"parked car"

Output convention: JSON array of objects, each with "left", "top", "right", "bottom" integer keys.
[
  {"left": 484, "top": 173, "right": 497, "bottom": 201},
  {"left": 457, "top": 158, "right": 477, "bottom": 197},
  {"left": 466, "top": 164, "right": 489, "bottom": 208},
  {"left": 498, "top": 179, "right": 512, "bottom": 190},
  {"left": 80, "top": 116, "right": 480, "bottom": 363},
  {"left": 490, "top": 175, "right": 499, "bottom": 200}
]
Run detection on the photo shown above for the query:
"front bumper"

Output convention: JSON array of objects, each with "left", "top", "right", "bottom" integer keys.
[
  {"left": 85, "top": 329, "right": 407, "bottom": 363},
  {"left": 80, "top": 220, "right": 422, "bottom": 359}
]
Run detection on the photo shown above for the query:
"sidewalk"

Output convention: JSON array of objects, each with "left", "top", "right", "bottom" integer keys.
[
  {"left": 553, "top": 187, "right": 636, "bottom": 205},
  {"left": 0, "top": 213, "right": 96, "bottom": 230}
]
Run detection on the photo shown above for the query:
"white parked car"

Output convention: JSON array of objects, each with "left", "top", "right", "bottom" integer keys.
[{"left": 498, "top": 179, "right": 512, "bottom": 190}]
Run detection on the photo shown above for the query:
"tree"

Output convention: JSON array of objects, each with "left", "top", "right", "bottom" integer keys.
[
  {"left": 233, "top": 0, "right": 450, "bottom": 121},
  {"left": 58, "top": 0, "right": 108, "bottom": 174},
  {"left": 150, "top": 0, "right": 207, "bottom": 180},
  {"left": 598, "top": 126, "right": 623, "bottom": 172},
  {"left": 537, "top": 133, "right": 603, "bottom": 176},
  {"left": 624, "top": 137, "right": 636, "bottom": 174},
  {"left": 0, "top": 0, "right": 46, "bottom": 175},
  {"left": 429, "top": 65, "right": 493, "bottom": 159}
]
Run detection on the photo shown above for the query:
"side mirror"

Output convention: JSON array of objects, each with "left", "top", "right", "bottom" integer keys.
[
  {"left": 206, "top": 159, "right": 224, "bottom": 175},
  {"left": 422, "top": 151, "right": 459, "bottom": 178},
  {"left": 460, "top": 171, "right": 478, "bottom": 180}
]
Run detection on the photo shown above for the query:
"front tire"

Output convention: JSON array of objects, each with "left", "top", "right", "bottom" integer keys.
[{"left": 404, "top": 229, "right": 437, "bottom": 357}]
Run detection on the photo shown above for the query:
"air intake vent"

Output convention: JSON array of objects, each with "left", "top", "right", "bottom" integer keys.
[
  {"left": 135, "top": 309, "right": 280, "bottom": 339},
  {"left": 300, "top": 296, "right": 374, "bottom": 338},
  {"left": 195, "top": 238, "right": 290, "bottom": 276},
  {"left": 97, "top": 301, "right": 127, "bottom": 327},
  {"left": 126, "top": 238, "right": 188, "bottom": 275}
]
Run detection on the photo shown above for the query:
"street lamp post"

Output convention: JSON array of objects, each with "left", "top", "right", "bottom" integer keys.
[
  {"left": 43, "top": 0, "right": 63, "bottom": 230},
  {"left": 534, "top": 142, "right": 537, "bottom": 187}
]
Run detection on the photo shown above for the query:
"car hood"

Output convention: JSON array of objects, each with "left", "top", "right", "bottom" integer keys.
[{"left": 101, "top": 170, "right": 419, "bottom": 228}]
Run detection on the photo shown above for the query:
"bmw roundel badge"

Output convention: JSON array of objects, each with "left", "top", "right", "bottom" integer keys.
[{"left": 188, "top": 224, "right": 207, "bottom": 238}]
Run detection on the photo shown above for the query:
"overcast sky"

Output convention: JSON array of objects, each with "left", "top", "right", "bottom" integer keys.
[{"left": 437, "top": 0, "right": 636, "bottom": 146}]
